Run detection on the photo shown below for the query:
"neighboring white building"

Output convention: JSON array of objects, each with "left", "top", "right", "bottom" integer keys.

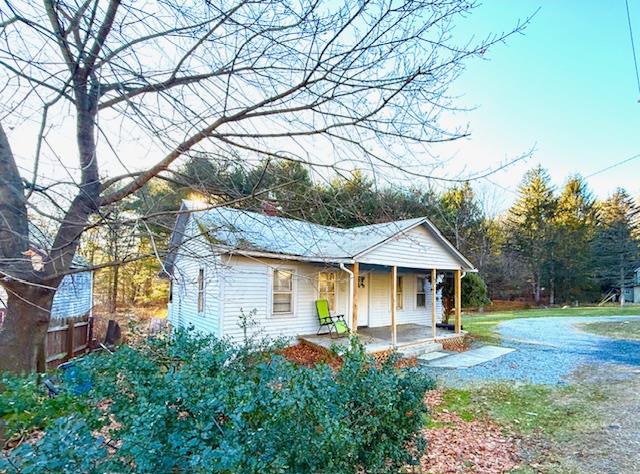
[
  {"left": 164, "top": 202, "right": 476, "bottom": 346},
  {"left": 0, "top": 228, "right": 93, "bottom": 324}
]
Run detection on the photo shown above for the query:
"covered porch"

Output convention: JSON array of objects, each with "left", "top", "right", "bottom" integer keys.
[
  {"left": 345, "top": 262, "right": 465, "bottom": 346},
  {"left": 299, "top": 323, "right": 463, "bottom": 354}
]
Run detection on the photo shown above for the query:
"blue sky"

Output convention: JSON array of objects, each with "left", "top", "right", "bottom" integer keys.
[{"left": 439, "top": 0, "right": 640, "bottom": 209}]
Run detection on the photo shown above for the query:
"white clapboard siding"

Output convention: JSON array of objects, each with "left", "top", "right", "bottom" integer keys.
[
  {"left": 1, "top": 272, "right": 93, "bottom": 319},
  {"left": 169, "top": 216, "right": 222, "bottom": 336},
  {"left": 221, "top": 256, "right": 350, "bottom": 342},
  {"left": 358, "top": 225, "right": 461, "bottom": 270},
  {"left": 366, "top": 271, "right": 442, "bottom": 328}
]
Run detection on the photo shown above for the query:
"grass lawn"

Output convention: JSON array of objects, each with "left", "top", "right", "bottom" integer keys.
[
  {"left": 431, "top": 382, "right": 610, "bottom": 473},
  {"left": 462, "top": 305, "right": 640, "bottom": 344},
  {"left": 432, "top": 383, "right": 604, "bottom": 438},
  {"left": 579, "top": 319, "right": 640, "bottom": 340}
]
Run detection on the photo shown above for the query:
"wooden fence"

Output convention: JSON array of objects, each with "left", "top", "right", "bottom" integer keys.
[{"left": 46, "top": 314, "right": 93, "bottom": 369}]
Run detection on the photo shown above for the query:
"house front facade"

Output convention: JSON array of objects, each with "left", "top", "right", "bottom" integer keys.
[{"left": 164, "top": 203, "right": 476, "bottom": 348}]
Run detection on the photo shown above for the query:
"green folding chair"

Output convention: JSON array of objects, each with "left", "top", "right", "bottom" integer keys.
[{"left": 315, "top": 299, "right": 349, "bottom": 338}]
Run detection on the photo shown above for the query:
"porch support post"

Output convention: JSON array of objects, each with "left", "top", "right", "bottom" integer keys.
[
  {"left": 391, "top": 266, "right": 397, "bottom": 347},
  {"left": 454, "top": 269, "right": 462, "bottom": 334},
  {"left": 431, "top": 268, "right": 437, "bottom": 339},
  {"left": 352, "top": 262, "right": 359, "bottom": 332}
]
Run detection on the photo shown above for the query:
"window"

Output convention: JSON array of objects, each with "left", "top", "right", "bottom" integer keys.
[
  {"left": 416, "top": 276, "right": 426, "bottom": 307},
  {"left": 318, "top": 272, "right": 337, "bottom": 312},
  {"left": 396, "top": 276, "right": 404, "bottom": 309},
  {"left": 273, "top": 269, "right": 293, "bottom": 314},
  {"left": 197, "top": 268, "right": 205, "bottom": 313}
]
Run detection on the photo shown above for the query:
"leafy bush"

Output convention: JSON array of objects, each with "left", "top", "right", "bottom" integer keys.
[
  {"left": 1, "top": 331, "right": 435, "bottom": 473},
  {"left": 462, "top": 273, "right": 491, "bottom": 308},
  {"left": 0, "top": 373, "right": 89, "bottom": 444}
]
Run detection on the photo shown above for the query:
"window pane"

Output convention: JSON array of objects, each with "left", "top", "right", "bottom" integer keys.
[
  {"left": 397, "top": 276, "right": 403, "bottom": 309},
  {"left": 417, "top": 293, "right": 426, "bottom": 307},
  {"left": 273, "top": 293, "right": 292, "bottom": 313},
  {"left": 274, "top": 270, "right": 292, "bottom": 291},
  {"left": 319, "top": 272, "right": 336, "bottom": 311}
]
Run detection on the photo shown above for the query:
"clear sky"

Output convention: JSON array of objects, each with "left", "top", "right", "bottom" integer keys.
[{"left": 437, "top": 0, "right": 640, "bottom": 211}]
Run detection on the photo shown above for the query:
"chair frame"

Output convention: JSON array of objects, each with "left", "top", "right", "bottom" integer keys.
[{"left": 316, "top": 300, "right": 349, "bottom": 338}]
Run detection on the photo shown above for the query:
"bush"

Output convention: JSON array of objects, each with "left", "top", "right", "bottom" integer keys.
[
  {"left": 462, "top": 273, "right": 491, "bottom": 309},
  {"left": 1, "top": 331, "right": 435, "bottom": 473}
]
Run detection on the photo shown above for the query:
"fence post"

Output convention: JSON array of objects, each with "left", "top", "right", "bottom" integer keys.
[{"left": 65, "top": 318, "right": 75, "bottom": 362}]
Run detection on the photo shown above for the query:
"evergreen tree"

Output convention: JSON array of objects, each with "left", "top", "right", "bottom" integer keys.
[
  {"left": 551, "top": 175, "right": 597, "bottom": 302},
  {"left": 592, "top": 189, "right": 640, "bottom": 305},
  {"left": 438, "top": 182, "right": 484, "bottom": 258},
  {"left": 505, "top": 166, "right": 557, "bottom": 304}
]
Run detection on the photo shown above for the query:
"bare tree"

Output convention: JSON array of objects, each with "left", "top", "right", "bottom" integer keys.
[{"left": 0, "top": 0, "right": 527, "bottom": 372}]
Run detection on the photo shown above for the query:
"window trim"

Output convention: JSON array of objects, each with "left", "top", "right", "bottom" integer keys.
[
  {"left": 317, "top": 271, "right": 338, "bottom": 313},
  {"left": 197, "top": 268, "right": 205, "bottom": 313},
  {"left": 416, "top": 275, "right": 427, "bottom": 308},
  {"left": 272, "top": 268, "right": 295, "bottom": 316}
]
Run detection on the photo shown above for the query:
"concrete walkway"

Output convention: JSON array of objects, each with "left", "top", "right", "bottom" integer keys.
[{"left": 422, "top": 346, "right": 515, "bottom": 368}]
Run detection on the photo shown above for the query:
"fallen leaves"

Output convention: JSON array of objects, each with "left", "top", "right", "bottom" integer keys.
[
  {"left": 422, "top": 389, "right": 521, "bottom": 474},
  {"left": 278, "top": 342, "right": 343, "bottom": 370}
]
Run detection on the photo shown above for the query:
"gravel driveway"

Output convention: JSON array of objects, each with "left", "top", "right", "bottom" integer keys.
[{"left": 426, "top": 315, "right": 640, "bottom": 385}]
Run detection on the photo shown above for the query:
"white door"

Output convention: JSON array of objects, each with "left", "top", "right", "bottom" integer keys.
[{"left": 357, "top": 274, "right": 369, "bottom": 326}]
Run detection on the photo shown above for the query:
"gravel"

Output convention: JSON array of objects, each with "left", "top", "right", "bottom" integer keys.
[{"left": 423, "top": 316, "right": 640, "bottom": 386}]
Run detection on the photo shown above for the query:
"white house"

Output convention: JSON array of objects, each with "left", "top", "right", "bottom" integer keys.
[
  {"left": 164, "top": 202, "right": 476, "bottom": 351},
  {"left": 0, "top": 225, "right": 93, "bottom": 325}
]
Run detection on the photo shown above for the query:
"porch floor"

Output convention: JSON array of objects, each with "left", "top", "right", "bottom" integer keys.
[{"left": 299, "top": 323, "right": 461, "bottom": 354}]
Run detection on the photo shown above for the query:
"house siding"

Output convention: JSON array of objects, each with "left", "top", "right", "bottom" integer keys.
[
  {"left": 0, "top": 272, "right": 93, "bottom": 320},
  {"left": 358, "top": 225, "right": 462, "bottom": 270},
  {"left": 365, "top": 271, "right": 442, "bottom": 328},
  {"left": 221, "top": 256, "right": 350, "bottom": 342},
  {"left": 169, "top": 215, "right": 222, "bottom": 336}
]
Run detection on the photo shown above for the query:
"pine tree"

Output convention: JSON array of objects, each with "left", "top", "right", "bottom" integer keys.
[
  {"left": 551, "top": 175, "right": 597, "bottom": 302},
  {"left": 592, "top": 189, "right": 640, "bottom": 305},
  {"left": 505, "top": 166, "right": 557, "bottom": 304}
]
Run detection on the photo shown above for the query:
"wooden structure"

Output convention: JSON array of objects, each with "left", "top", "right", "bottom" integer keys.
[{"left": 46, "top": 314, "right": 93, "bottom": 368}]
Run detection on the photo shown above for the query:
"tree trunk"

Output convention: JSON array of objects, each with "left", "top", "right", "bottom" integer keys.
[
  {"left": 109, "top": 264, "right": 119, "bottom": 314},
  {"left": 0, "top": 282, "right": 55, "bottom": 373}
]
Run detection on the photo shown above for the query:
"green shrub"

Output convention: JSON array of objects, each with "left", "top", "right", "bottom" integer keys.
[
  {"left": 1, "top": 331, "right": 434, "bottom": 473},
  {"left": 0, "top": 373, "right": 89, "bottom": 443},
  {"left": 462, "top": 272, "right": 491, "bottom": 308}
]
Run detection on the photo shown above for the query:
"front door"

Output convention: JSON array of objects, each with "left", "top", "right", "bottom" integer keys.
[{"left": 357, "top": 274, "right": 369, "bottom": 326}]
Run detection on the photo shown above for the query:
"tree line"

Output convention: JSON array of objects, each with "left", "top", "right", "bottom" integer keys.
[{"left": 93, "top": 157, "right": 639, "bottom": 312}]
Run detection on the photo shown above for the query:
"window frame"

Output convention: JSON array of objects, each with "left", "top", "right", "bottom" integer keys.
[
  {"left": 272, "top": 268, "right": 295, "bottom": 316},
  {"left": 416, "top": 276, "right": 427, "bottom": 308},
  {"left": 197, "top": 268, "right": 205, "bottom": 313},
  {"left": 318, "top": 271, "right": 338, "bottom": 312}
]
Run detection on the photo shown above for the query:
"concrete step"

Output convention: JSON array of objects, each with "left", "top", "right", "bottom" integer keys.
[
  {"left": 417, "top": 351, "right": 452, "bottom": 363},
  {"left": 398, "top": 341, "right": 443, "bottom": 358}
]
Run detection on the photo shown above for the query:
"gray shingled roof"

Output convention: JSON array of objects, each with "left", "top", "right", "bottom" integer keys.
[{"left": 188, "top": 202, "right": 425, "bottom": 260}]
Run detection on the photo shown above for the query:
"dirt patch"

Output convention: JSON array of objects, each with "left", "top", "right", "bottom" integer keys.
[{"left": 422, "top": 389, "right": 520, "bottom": 473}]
